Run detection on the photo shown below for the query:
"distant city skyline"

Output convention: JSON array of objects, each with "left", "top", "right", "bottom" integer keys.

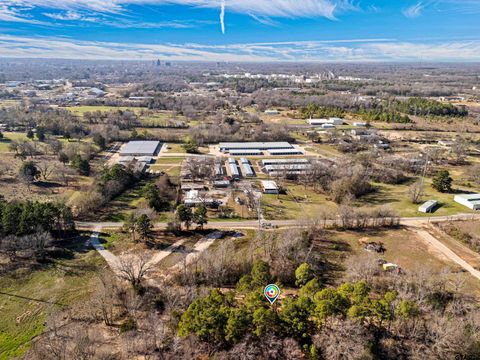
[{"left": 1, "top": 1, "right": 480, "bottom": 61}]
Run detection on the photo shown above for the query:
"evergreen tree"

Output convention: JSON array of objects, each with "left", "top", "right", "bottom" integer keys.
[
  {"left": 71, "top": 154, "right": 90, "bottom": 176},
  {"left": 93, "top": 133, "right": 107, "bottom": 150},
  {"left": 432, "top": 169, "right": 453, "bottom": 193},
  {"left": 136, "top": 214, "right": 153, "bottom": 242},
  {"left": 295, "top": 263, "right": 314, "bottom": 287},
  {"left": 193, "top": 205, "right": 208, "bottom": 229},
  {"left": 143, "top": 183, "right": 162, "bottom": 211},
  {"left": 176, "top": 204, "right": 193, "bottom": 230}
]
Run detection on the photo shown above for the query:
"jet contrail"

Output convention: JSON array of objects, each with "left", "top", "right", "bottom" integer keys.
[{"left": 220, "top": 0, "right": 225, "bottom": 34}]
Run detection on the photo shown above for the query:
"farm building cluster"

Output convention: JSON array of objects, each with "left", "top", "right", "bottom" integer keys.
[{"left": 116, "top": 141, "right": 163, "bottom": 173}]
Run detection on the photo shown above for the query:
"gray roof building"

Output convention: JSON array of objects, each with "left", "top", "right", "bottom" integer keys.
[{"left": 120, "top": 141, "right": 162, "bottom": 156}]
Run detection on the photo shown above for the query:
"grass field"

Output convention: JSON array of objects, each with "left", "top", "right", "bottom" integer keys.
[
  {"left": 0, "top": 237, "right": 104, "bottom": 359},
  {"left": 141, "top": 111, "right": 187, "bottom": 126},
  {"left": 149, "top": 165, "right": 181, "bottom": 177},
  {"left": 358, "top": 177, "right": 478, "bottom": 217},
  {"left": 100, "top": 179, "right": 150, "bottom": 222},
  {"left": 262, "top": 183, "right": 337, "bottom": 220},
  {"left": 61, "top": 105, "right": 146, "bottom": 116},
  {"left": 162, "top": 143, "right": 188, "bottom": 154},
  {"left": 260, "top": 170, "right": 478, "bottom": 220},
  {"left": 0, "top": 132, "right": 29, "bottom": 152},
  {"left": 331, "top": 227, "right": 480, "bottom": 297},
  {"left": 101, "top": 179, "right": 173, "bottom": 222}
]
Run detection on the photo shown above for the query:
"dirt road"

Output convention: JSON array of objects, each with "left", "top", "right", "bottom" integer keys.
[{"left": 411, "top": 224, "right": 480, "bottom": 280}]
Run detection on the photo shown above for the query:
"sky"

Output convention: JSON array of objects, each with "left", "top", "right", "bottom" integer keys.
[{"left": 0, "top": 0, "right": 480, "bottom": 61}]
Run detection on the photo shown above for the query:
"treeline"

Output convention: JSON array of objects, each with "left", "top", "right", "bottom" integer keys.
[
  {"left": 396, "top": 97, "right": 468, "bottom": 117},
  {"left": 0, "top": 199, "right": 75, "bottom": 237},
  {"left": 176, "top": 260, "right": 435, "bottom": 359},
  {"left": 71, "top": 164, "right": 145, "bottom": 217},
  {"left": 299, "top": 104, "right": 346, "bottom": 119},
  {"left": 0, "top": 106, "right": 87, "bottom": 138},
  {"left": 357, "top": 107, "right": 412, "bottom": 123}
]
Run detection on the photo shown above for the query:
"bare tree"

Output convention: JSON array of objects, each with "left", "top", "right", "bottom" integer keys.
[
  {"left": 38, "top": 161, "right": 55, "bottom": 181},
  {"left": 118, "top": 253, "right": 152, "bottom": 291},
  {"left": 408, "top": 180, "right": 425, "bottom": 204}
]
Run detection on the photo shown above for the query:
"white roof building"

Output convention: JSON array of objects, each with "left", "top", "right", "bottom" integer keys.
[
  {"left": 307, "top": 118, "right": 329, "bottom": 125},
  {"left": 353, "top": 122, "right": 367, "bottom": 127},
  {"left": 418, "top": 200, "right": 438, "bottom": 213},
  {"left": 261, "top": 180, "right": 279, "bottom": 194},
  {"left": 265, "top": 109, "right": 280, "bottom": 115},
  {"left": 329, "top": 117, "right": 344, "bottom": 125},
  {"left": 454, "top": 194, "right": 480, "bottom": 210}
]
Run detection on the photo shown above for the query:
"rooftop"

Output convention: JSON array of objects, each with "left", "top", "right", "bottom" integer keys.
[
  {"left": 455, "top": 193, "right": 480, "bottom": 204},
  {"left": 261, "top": 180, "right": 278, "bottom": 189},
  {"left": 120, "top": 141, "right": 161, "bottom": 156},
  {"left": 219, "top": 142, "right": 293, "bottom": 150}
]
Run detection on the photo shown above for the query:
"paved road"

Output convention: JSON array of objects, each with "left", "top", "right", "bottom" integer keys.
[
  {"left": 86, "top": 226, "right": 121, "bottom": 274},
  {"left": 83, "top": 214, "right": 480, "bottom": 282},
  {"left": 77, "top": 213, "right": 480, "bottom": 230}
]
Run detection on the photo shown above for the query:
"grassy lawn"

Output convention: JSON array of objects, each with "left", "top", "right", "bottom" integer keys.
[
  {"left": 0, "top": 236, "right": 104, "bottom": 359},
  {"left": 154, "top": 157, "right": 186, "bottom": 165},
  {"left": 140, "top": 111, "right": 186, "bottom": 126},
  {"left": 358, "top": 178, "right": 478, "bottom": 217},
  {"left": 262, "top": 183, "right": 337, "bottom": 220},
  {"left": 101, "top": 180, "right": 150, "bottom": 222},
  {"left": 100, "top": 179, "right": 175, "bottom": 222},
  {"left": 305, "top": 143, "right": 342, "bottom": 157},
  {"left": 149, "top": 165, "right": 181, "bottom": 177},
  {"left": 162, "top": 143, "right": 187, "bottom": 154},
  {"left": 0, "top": 132, "right": 29, "bottom": 152}
]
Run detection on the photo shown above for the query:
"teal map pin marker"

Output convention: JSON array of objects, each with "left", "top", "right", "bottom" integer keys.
[{"left": 264, "top": 284, "right": 280, "bottom": 305}]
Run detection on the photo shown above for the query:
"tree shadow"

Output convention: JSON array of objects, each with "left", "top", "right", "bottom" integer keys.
[{"left": 33, "top": 181, "right": 63, "bottom": 188}]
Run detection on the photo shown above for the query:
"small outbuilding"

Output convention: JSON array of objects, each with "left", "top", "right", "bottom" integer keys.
[
  {"left": 265, "top": 109, "right": 280, "bottom": 115},
  {"left": 353, "top": 122, "right": 367, "bottom": 127},
  {"left": 418, "top": 200, "right": 438, "bottom": 213}
]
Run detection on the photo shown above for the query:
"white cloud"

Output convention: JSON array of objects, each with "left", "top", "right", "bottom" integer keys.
[
  {"left": 403, "top": 2, "right": 424, "bottom": 18},
  {"left": 1, "top": 34, "right": 480, "bottom": 62},
  {"left": 1, "top": 0, "right": 355, "bottom": 31},
  {"left": 0, "top": 4, "right": 46, "bottom": 24},
  {"left": 220, "top": 0, "right": 225, "bottom": 34}
]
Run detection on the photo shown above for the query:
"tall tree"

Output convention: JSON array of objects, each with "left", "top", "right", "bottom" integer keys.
[
  {"left": 176, "top": 204, "right": 193, "bottom": 230},
  {"left": 19, "top": 161, "right": 40, "bottom": 189},
  {"left": 136, "top": 214, "right": 153, "bottom": 242},
  {"left": 193, "top": 205, "right": 208, "bottom": 229},
  {"left": 432, "top": 170, "right": 453, "bottom": 193}
]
